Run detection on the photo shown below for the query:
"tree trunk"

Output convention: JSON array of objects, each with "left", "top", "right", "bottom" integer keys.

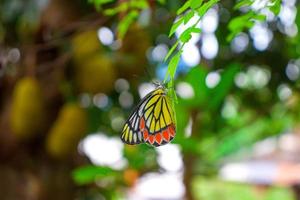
[
  {"left": 183, "top": 109, "right": 200, "bottom": 200},
  {"left": 292, "top": 185, "right": 300, "bottom": 200}
]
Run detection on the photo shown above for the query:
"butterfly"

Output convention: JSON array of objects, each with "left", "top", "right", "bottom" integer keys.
[{"left": 120, "top": 85, "right": 176, "bottom": 147}]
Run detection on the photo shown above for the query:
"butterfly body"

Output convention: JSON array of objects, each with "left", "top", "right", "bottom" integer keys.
[{"left": 121, "top": 86, "right": 176, "bottom": 147}]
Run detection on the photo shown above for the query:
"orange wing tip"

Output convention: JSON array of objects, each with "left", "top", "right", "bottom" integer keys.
[
  {"left": 168, "top": 125, "right": 175, "bottom": 137},
  {"left": 143, "top": 124, "right": 176, "bottom": 147},
  {"left": 162, "top": 130, "right": 170, "bottom": 141},
  {"left": 155, "top": 133, "right": 162, "bottom": 144},
  {"left": 148, "top": 135, "right": 155, "bottom": 145}
]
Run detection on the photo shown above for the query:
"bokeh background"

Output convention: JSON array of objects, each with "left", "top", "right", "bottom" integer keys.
[{"left": 1, "top": 0, "right": 300, "bottom": 199}]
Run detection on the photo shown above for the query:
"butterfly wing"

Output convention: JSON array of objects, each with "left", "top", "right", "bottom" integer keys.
[
  {"left": 120, "top": 89, "right": 159, "bottom": 145},
  {"left": 140, "top": 91, "right": 176, "bottom": 147},
  {"left": 121, "top": 87, "right": 176, "bottom": 147}
]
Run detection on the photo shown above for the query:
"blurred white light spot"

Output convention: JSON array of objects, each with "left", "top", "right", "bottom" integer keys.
[
  {"left": 138, "top": 83, "right": 156, "bottom": 98},
  {"left": 296, "top": 59, "right": 300, "bottom": 67},
  {"left": 235, "top": 72, "right": 249, "bottom": 88},
  {"left": 279, "top": 133, "right": 300, "bottom": 153},
  {"left": 110, "top": 39, "right": 122, "bottom": 50},
  {"left": 251, "top": 0, "right": 269, "bottom": 11},
  {"left": 80, "top": 133, "right": 126, "bottom": 170},
  {"left": 157, "top": 144, "right": 183, "bottom": 172},
  {"left": 221, "top": 97, "right": 237, "bottom": 119},
  {"left": 260, "top": 8, "right": 275, "bottom": 22},
  {"left": 231, "top": 33, "right": 249, "bottom": 53},
  {"left": 80, "top": 93, "right": 92, "bottom": 108},
  {"left": 184, "top": 117, "right": 192, "bottom": 137},
  {"left": 182, "top": 44, "right": 201, "bottom": 67},
  {"left": 286, "top": 62, "right": 299, "bottom": 81},
  {"left": 115, "top": 78, "right": 130, "bottom": 92},
  {"left": 152, "top": 44, "right": 168, "bottom": 62},
  {"left": 283, "top": 0, "right": 296, "bottom": 6},
  {"left": 98, "top": 27, "right": 114, "bottom": 45},
  {"left": 220, "top": 161, "right": 277, "bottom": 184},
  {"left": 7, "top": 48, "right": 20, "bottom": 63},
  {"left": 206, "top": 72, "right": 221, "bottom": 88},
  {"left": 201, "top": 34, "right": 218, "bottom": 59},
  {"left": 93, "top": 93, "right": 109, "bottom": 109},
  {"left": 119, "top": 91, "right": 134, "bottom": 108},
  {"left": 220, "top": 163, "right": 249, "bottom": 182},
  {"left": 250, "top": 23, "right": 273, "bottom": 51},
  {"left": 201, "top": 8, "right": 218, "bottom": 33},
  {"left": 253, "top": 137, "right": 277, "bottom": 157},
  {"left": 277, "top": 84, "right": 292, "bottom": 101},
  {"left": 285, "top": 24, "right": 298, "bottom": 37},
  {"left": 279, "top": 5, "right": 297, "bottom": 27},
  {"left": 248, "top": 66, "right": 270, "bottom": 89},
  {"left": 176, "top": 82, "right": 194, "bottom": 99},
  {"left": 111, "top": 116, "right": 125, "bottom": 131},
  {"left": 132, "top": 173, "right": 185, "bottom": 199},
  {"left": 138, "top": 9, "right": 151, "bottom": 27}
]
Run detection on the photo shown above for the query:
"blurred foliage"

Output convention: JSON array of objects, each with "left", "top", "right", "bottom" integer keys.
[
  {"left": 88, "top": 0, "right": 150, "bottom": 38},
  {"left": 73, "top": 165, "right": 117, "bottom": 185},
  {"left": 194, "top": 177, "right": 294, "bottom": 200}
]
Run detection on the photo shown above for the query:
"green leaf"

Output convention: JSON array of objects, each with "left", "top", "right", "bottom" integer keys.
[
  {"left": 197, "top": 0, "right": 219, "bottom": 17},
  {"left": 156, "top": 0, "right": 166, "bottom": 4},
  {"left": 184, "top": 66, "right": 208, "bottom": 106},
  {"left": 208, "top": 63, "right": 240, "bottom": 109},
  {"left": 130, "top": 0, "right": 149, "bottom": 9},
  {"left": 168, "top": 51, "right": 182, "bottom": 79},
  {"left": 169, "top": 17, "right": 184, "bottom": 37},
  {"left": 184, "top": 11, "right": 194, "bottom": 24},
  {"left": 226, "top": 19, "right": 254, "bottom": 41},
  {"left": 269, "top": 0, "right": 281, "bottom": 15},
  {"left": 180, "top": 28, "right": 192, "bottom": 43},
  {"left": 167, "top": 78, "right": 178, "bottom": 126},
  {"left": 234, "top": 0, "right": 253, "bottom": 10},
  {"left": 72, "top": 165, "right": 116, "bottom": 185},
  {"left": 226, "top": 11, "right": 267, "bottom": 41},
  {"left": 94, "top": 0, "right": 114, "bottom": 3},
  {"left": 215, "top": 119, "right": 268, "bottom": 158},
  {"left": 190, "top": 0, "right": 203, "bottom": 10},
  {"left": 190, "top": 27, "right": 201, "bottom": 33},
  {"left": 117, "top": 10, "right": 139, "bottom": 39},
  {"left": 226, "top": 31, "right": 238, "bottom": 42},
  {"left": 165, "top": 41, "right": 179, "bottom": 61},
  {"left": 172, "top": 103, "right": 189, "bottom": 144},
  {"left": 177, "top": 1, "right": 190, "bottom": 15},
  {"left": 104, "top": 2, "right": 129, "bottom": 16},
  {"left": 90, "top": 0, "right": 114, "bottom": 10},
  {"left": 252, "top": 14, "right": 266, "bottom": 21},
  {"left": 179, "top": 27, "right": 201, "bottom": 43},
  {"left": 228, "top": 11, "right": 254, "bottom": 31}
]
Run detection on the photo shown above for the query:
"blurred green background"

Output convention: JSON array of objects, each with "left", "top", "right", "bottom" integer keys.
[{"left": 0, "top": 0, "right": 300, "bottom": 199}]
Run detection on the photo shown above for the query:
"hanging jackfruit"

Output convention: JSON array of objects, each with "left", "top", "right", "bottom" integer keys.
[
  {"left": 10, "top": 77, "right": 45, "bottom": 140},
  {"left": 71, "top": 30, "right": 102, "bottom": 63},
  {"left": 46, "top": 103, "right": 87, "bottom": 158},
  {"left": 74, "top": 54, "right": 116, "bottom": 94},
  {"left": 117, "top": 24, "right": 150, "bottom": 80}
]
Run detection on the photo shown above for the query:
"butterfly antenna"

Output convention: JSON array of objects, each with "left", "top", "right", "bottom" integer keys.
[{"left": 144, "top": 66, "right": 161, "bottom": 87}]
